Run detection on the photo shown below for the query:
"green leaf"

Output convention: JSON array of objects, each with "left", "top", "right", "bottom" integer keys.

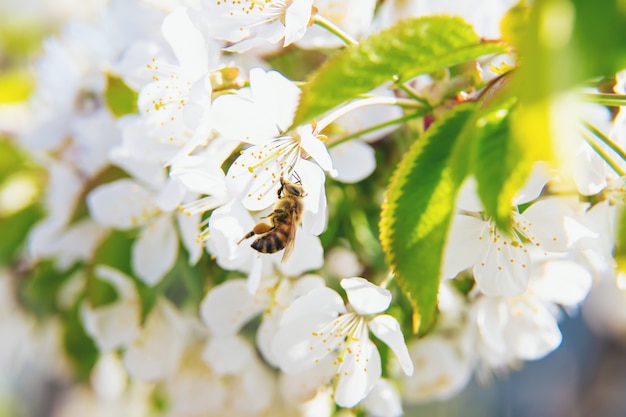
[
  {"left": 470, "top": 92, "right": 532, "bottom": 230},
  {"left": 104, "top": 75, "right": 138, "bottom": 117},
  {"left": 91, "top": 230, "right": 134, "bottom": 276},
  {"left": 161, "top": 248, "right": 205, "bottom": 307},
  {"left": 380, "top": 103, "right": 476, "bottom": 333},
  {"left": 62, "top": 301, "right": 99, "bottom": 380},
  {"left": 516, "top": 0, "right": 626, "bottom": 102},
  {"left": 89, "top": 270, "right": 120, "bottom": 308},
  {"left": 20, "top": 260, "right": 79, "bottom": 318},
  {"left": 294, "top": 16, "right": 507, "bottom": 125},
  {"left": 70, "top": 165, "right": 128, "bottom": 225},
  {"left": 508, "top": 0, "right": 626, "bottom": 167},
  {"left": 89, "top": 230, "right": 172, "bottom": 320},
  {"left": 266, "top": 46, "right": 328, "bottom": 81},
  {"left": 0, "top": 204, "right": 43, "bottom": 264},
  {"left": 0, "top": 139, "right": 34, "bottom": 180}
]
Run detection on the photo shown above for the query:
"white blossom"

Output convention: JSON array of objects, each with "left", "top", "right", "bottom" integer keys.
[
  {"left": 296, "top": 0, "right": 377, "bottom": 49},
  {"left": 272, "top": 277, "right": 413, "bottom": 408},
  {"left": 213, "top": 67, "right": 334, "bottom": 212},
  {"left": 87, "top": 159, "right": 201, "bottom": 285},
  {"left": 200, "top": 275, "right": 325, "bottom": 365},
  {"left": 469, "top": 255, "right": 592, "bottom": 376},
  {"left": 401, "top": 335, "right": 472, "bottom": 403},
  {"left": 443, "top": 170, "right": 584, "bottom": 296},
  {"left": 80, "top": 265, "right": 142, "bottom": 352},
  {"left": 197, "top": 0, "right": 315, "bottom": 52}
]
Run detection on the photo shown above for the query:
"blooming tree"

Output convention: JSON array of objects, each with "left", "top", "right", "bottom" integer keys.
[{"left": 2, "top": 0, "right": 626, "bottom": 416}]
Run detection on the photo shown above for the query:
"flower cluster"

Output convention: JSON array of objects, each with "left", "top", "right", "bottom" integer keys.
[{"left": 2, "top": 0, "right": 626, "bottom": 416}]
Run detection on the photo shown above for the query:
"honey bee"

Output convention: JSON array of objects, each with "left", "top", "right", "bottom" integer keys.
[{"left": 237, "top": 176, "right": 305, "bottom": 262}]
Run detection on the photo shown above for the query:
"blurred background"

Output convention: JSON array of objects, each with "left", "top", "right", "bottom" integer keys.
[
  {"left": 3, "top": 1, "right": 626, "bottom": 416},
  {"left": 407, "top": 313, "right": 626, "bottom": 417}
]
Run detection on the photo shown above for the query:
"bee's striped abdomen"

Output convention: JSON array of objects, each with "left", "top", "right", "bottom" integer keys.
[{"left": 251, "top": 225, "right": 289, "bottom": 253}]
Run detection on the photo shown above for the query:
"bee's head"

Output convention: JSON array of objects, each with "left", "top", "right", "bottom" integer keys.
[{"left": 280, "top": 176, "right": 304, "bottom": 197}]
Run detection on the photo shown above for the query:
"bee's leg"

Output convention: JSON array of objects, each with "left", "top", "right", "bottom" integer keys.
[
  {"left": 277, "top": 176, "right": 286, "bottom": 198},
  {"left": 237, "top": 222, "right": 273, "bottom": 244},
  {"left": 260, "top": 209, "right": 285, "bottom": 220}
]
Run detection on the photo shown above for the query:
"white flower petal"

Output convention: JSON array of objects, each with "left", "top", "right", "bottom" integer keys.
[
  {"left": 202, "top": 334, "right": 255, "bottom": 375},
  {"left": 297, "top": 158, "right": 328, "bottom": 236},
  {"left": 119, "top": 115, "right": 181, "bottom": 164},
  {"left": 473, "top": 234, "right": 530, "bottom": 296},
  {"left": 200, "top": 279, "right": 269, "bottom": 335},
  {"left": 162, "top": 7, "right": 208, "bottom": 81},
  {"left": 401, "top": 336, "right": 472, "bottom": 403},
  {"left": 363, "top": 379, "right": 403, "bottom": 417},
  {"left": 278, "top": 230, "right": 324, "bottom": 277},
  {"left": 109, "top": 145, "right": 167, "bottom": 188},
  {"left": 329, "top": 140, "right": 375, "bottom": 183},
  {"left": 299, "top": 125, "right": 335, "bottom": 175},
  {"left": 520, "top": 198, "right": 572, "bottom": 252},
  {"left": 69, "top": 109, "right": 120, "bottom": 177},
  {"left": 206, "top": 201, "right": 258, "bottom": 272},
  {"left": 212, "top": 93, "right": 277, "bottom": 143},
  {"left": 291, "top": 274, "right": 327, "bottom": 298},
  {"left": 279, "top": 355, "right": 336, "bottom": 404},
  {"left": 155, "top": 177, "right": 186, "bottom": 212},
  {"left": 257, "top": 307, "right": 282, "bottom": 366},
  {"left": 273, "top": 288, "right": 346, "bottom": 374},
  {"left": 52, "top": 219, "right": 108, "bottom": 270},
  {"left": 442, "top": 214, "right": 489, "bottom": 279},
  {"left": 247, "top": 255, "right": 264, "bottom": 294},
  {"left": 531, "top": 259, "right": 592, "bottom": 306},
  {"left": 80, "top": 300, "right": 141, "bottom": 352},
  {"left": 223, "top": 36, "right": 270, "bottom": 53},
  {"left": 573, "top": 143, "right": 608, "bottom": 196},
  {"left": 123, "top": 300, "right": 184, "bottom": 381},
  {"left": 227, "top": 360, "right": 276, "bottom": 415},
  {"left": 87, "top": 179, "right": 156, "bottom": 229},
  {"left": 137, "top": 77, "right": 192, "bottom": 146},
  {"left": 132, "top": 216, "right": 178, "bottom": 286},
  {"left": 334, "top": 337, "right": 382, "bottom": 408},
  {"left": 455, "top": 177, "right": 485, "bottom": 212},
  {"left": 115, "top": 40, "right": 162, "bottom": 91},
  {"left": 368, "top": 315, "right": 413, "bottom": 376},
  {"left": 279, "top": 287, "right": 346, "bottom": 327},
  {"left": 167, "top": 351, "right": 226, "bottom": 414},
  {"left": 581, "top": 273, "right": 626, "bottom": 339},
  {"left": 176, "top": 210, "right": 202, "bottom": 265},
  {"left": 475, "top": 297, "right": 508, "bottom": 355},
  {"left": 94, "top": 264, "right": 137, "bottom": 299},
  {"left": 325, "top": 247, "right": 363, "bottom": 278},
  {"left": 201, "top": 1, "right": 252, "bottom": 42},
  {"left": 273, "top": 314, "right": 344, "bottom": 374},
  {"left": 226, "top": 140, "right": 297, "bottom": 211},
  {"left": 507, "top": 298, "right": 562, "bottom": 360},
  {"left": 91, "top": 354, "right": 127, "bottom": 400},
  {"left": 331, "top": 86, "right": 403, "bottom": 142},
  {"left": 171, "top": 158, "right": 228, "bottom": 196},
  {"left": 283, "top": 0, "right": 315, "bottom": 45},
  {"left": 250, "top": 68, "right": 300, "bottom": 132},
  {"left": 578, "top": 200, "right": 614, "bottom": 260},
  {"left": 169, "top": 139, "right": 237, "bottom": 194},
  {"left": 341, "top": 277, "right": 391, "bottom": 315},
  {"left": 258, "top": 276, "right": 326, "bottom": 366},
  {"left": 512, "top": 163, "right": 549, "bottom": 205}
]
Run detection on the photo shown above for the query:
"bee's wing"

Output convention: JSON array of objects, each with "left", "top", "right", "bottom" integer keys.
[{"left": 280, "top": 215, "right": 298, "bottom": 263}]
